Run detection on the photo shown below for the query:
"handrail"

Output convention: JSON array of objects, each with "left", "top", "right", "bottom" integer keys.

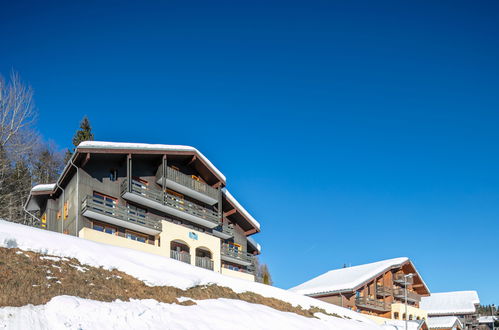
[
  {"left": 166, "top": 167, "right": 219, "bottom": 200},
  {"left": 122, "top": 178, "right": 220, "bottom": 225},
  {"left": 82, "top": 195, "right": 161, "bottom": 231},
  {"left": 221, "top": 243, "right": 255, "bottom": 263}
]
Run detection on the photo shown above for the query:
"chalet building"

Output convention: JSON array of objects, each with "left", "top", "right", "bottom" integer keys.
[
  {"left": 24, "top": 141, "right": 261, "bottom": 282},
  {"left": 289, "top": 257, "right": 431, "bottom": 323},
  {"left": 421, "top": 291, "right": 481, "bottom": 330},
  {"left": 427, "top": 316, "right": 464, "bottom": 330}
]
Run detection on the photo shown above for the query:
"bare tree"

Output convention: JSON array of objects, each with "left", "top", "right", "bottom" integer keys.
[
  {"left": 0, "top": 71, "right": 39, "bottom": 224},
  {"left": 0, "top": 72, "right": 37, "bottom": 152}
]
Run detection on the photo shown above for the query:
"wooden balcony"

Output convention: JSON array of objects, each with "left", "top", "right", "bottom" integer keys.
[
  {"left": 157, "top": 167, "right": 219, "bottom": 205},
  {"left": 195, "top": 256, "right": 214, "bottom": 270},
  {"left": 170, "top": 250, "right": 191, "bottom": 264},
  {"left": 393, "top": 288, "right": 421, "bottom": 302},
  {"left": 376, "top": 285, "right": 392, "bottom": 297},
  {"left": 220, "top": 243, "right": 255, "bottom": 267},
  {"left": 393, "top": 273, "right": 414, "bottom": 285},
  {"left": 211, "top": 223, "right": 234, "bottom": 239},
  {"left": 121, "top": 179, "right": 221, "bottom": 229},
  {"left": 81, "top": 195, "right": 161, "bottom": 235},
  {"left": 355, "top": 297, "right": 391, "bottom": 312}
]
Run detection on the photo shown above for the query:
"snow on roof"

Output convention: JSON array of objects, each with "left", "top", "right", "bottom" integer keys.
[
  {"left": 421, "top": 291, "right": 480, "bottom": 315},
  {"left": 380, "top": 319, "right": 424, "bottom": 330},
  {"left": 0, "top": 220, "right": 380, "bottom": 329},
  {"left": 427, "top": 316, "right": 463, "bottom": 329},
  {"left": 479, "top": 316, "right": 498, "bottom": 324},
  {"left": 247, "top": 236, "right": 261, "bottom": 253},
  {"left": 222, "top": 188, "right": 260, "bottom": 230},
  {"left": 289, "top": 257, "right": 413, "bottom": 296},
  {"left": 30, "top": 183, "right": 56, "bottom": 193},
  {"left": 77, "top": 141, "right": 226, "bottom": 182}
]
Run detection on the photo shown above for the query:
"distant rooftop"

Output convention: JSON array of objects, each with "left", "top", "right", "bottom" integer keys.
[
  {"left": 420, "top": 291, "right": 480, "bottom": 315},
  {"left": 289, "top": 257, "right": 429, "bottom": 296},
  {"left": 426, "top": 316, "right": 463, "bottom": 329}
]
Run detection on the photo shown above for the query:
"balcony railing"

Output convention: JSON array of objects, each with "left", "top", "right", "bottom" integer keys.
[
  {"left": 170, "top": 250, "right": 191, "bottom": 264},
  {"left": 394, "top": 273, "right": 414, "bottom": 285},
  {"left": 212, "top": 223, "right": 234, "bottom": 239},
  {"left": 121, "top": 179, "right": 220, "bottom": 226},
  {"left": 81, "top": 195, "right": 161, "bottom": 233},
  {"left": 393, "top": 288, "right": 421, "bottom": 302},
  {"left": 220, "top": 243, "right": 255, "bottom": 266},
  {"left": 376, "top": 285, "right": 392, "bottom": 297},
  {"left": 166, "top": 167, "right": 219, "bottom": 201},
  {"left": 195, "top": 256, "right": 214, "bottom": 270},
  {"left": 355, "top": 297, "right": 391, "bottom": 312}
]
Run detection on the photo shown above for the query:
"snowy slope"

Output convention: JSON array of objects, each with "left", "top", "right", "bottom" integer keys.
[{"left": 0, "top": 220, "right": 381, "bottom": 329}]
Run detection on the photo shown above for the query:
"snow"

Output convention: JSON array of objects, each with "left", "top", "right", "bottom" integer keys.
[
  {"left": 0, "top": 220, "right": 380, "bottom": 329},
  {"left": 289, "top": 257, "right": 424, "bottom": 296},
  {"left": 247, "top": 236, "right": 261, "bottom": 253},
  {"left": 479, "top": 316, "right": 498, "bottom": 324},
  {"left": 420, "top": 291, "right": 480, "bottom": 315},
  {"left": 77, "top": 141, "right": 226, "bottom": 183},
  {"left": 0, "top": 296, "right": 379, "bottom": 330},
  {"left": 31, "top": 184, "right": 56, "bottom": 192},
  {"left": 426, "top": 316, "right": 462, "bottom": 329},
  {"left": 222, "top": 188, "right": 261, "bottom": 230},
  {"left": 379, "top": 319, "right": 423, "bottom": 330}
]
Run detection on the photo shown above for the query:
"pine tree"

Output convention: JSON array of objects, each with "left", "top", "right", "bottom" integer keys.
[{"left": 64, "top": 116, "right": 94, "bottom": 163}]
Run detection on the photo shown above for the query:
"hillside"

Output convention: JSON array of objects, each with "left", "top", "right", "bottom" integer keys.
[{"left": 0, "top": 220, "right": 382, "bottom": 329}]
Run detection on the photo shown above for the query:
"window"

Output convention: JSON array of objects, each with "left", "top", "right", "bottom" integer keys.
[
  {"left": 91, "top": 221, "right": 116, "bottom": 235},
  {"left": 125, "top": 230, "right": 147, "bottom": 243},
  {"left": 109, "top": 169, "right": 118, "bottom": 181}
]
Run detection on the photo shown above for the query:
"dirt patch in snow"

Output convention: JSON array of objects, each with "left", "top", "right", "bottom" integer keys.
[{"left": 0, "top": 248, "right": 341, "bottom": 319}]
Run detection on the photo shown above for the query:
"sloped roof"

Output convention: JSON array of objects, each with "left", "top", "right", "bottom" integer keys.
[
  {"left": 381, "top": 319, "right": 426, "bottom": 330},
  {"left": 421, "top": 291, "right": 480, "bottom": 315},
  {"left": 77, "top": 141, "right": 226, "bottom": 183},
  {"left": 222, "top": 188, "right": 260, "bottom": 230},
  {"left": 427, "top": 316, "right": 463, "bottom": 329},
  {"left": 478, "top": 316, "right": 498, "bottom": 324},
  {"left": 289, "top": 257, "right": 429, "bottom": 296}
]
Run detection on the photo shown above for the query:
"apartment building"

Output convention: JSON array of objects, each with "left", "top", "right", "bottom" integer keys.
[
  {"left": 25, "top": 141, "right": 261, "bottom": 281},
  {"left": 289, "top": 257, "right": 431, "bottom": 323},
  {"left": 421, "top": 291, "right": 481, "bottom": 330}
]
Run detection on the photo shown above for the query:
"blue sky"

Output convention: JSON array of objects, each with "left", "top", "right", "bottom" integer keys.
[{"left": 1, "top": 1, "right": 498, "bottom": 304}]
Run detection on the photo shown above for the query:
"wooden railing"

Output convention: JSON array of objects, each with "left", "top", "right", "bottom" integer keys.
[
  {"left": 376, "top": 285, "right": 392, "bottom": 297},
  {"left": 166, "top": 167, "right": 219, "bottom": 201},
  {"left": 170, "top": 250, "right": 191, "bottom": 264},
  {"left": 213, "top": 223, "right": 234, "bottom": 237},
  {"left": 394, "top": 273, "right": 414, "bottom": 285},
  {"left": 82, "top": 195, "right": 161, "bottom": 231},
  {"left": 221, "top": 243, "right": 255, "bottom": 264},
  {"left": 121, "top": 179, "right": 220, "bottom": 225},
  {"left": 393, "top": 288, "right": 421, "bottom": 302},
  {"left": 195, "top": 256, "right": 214, "bottom": 270},
  {"left": 355, "top": 297, "right": 390, "bottom": 312}
]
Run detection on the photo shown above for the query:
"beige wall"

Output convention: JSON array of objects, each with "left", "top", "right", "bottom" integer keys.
[
  {"left": 79, "top": 220, "right": 257, "bottom": 281},
  {"left": 79, "top": 227, "right": 166, "bottom": 257},
  {"left": 221, "top": 267, "right": 255, "bottom": 282},
  {"left": 391, "top": 303, "right": 428, "bottom": 321},
  {"left": 159, "top": 220, "right": 221, "bottom": 273}
]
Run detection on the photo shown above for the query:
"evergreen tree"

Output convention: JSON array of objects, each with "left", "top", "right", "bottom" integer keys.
[{"left": 64, "top": 116, "right": 94, "bottom": 163}]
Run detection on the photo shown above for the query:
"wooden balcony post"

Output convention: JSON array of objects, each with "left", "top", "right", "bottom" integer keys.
[
  {"left": 127, "top": 154, "right": 132, "bottom": 191},
  {"left": 162, "top": 155, "right": 167, "bottom": 202}
]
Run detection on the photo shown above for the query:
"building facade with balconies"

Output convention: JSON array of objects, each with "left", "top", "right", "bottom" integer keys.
[
  {"left": 25, "top": 141, "right": 261, "bottom": 282},
  {"left": 289, "top": 257, "right": 430, "bottom": 322}
]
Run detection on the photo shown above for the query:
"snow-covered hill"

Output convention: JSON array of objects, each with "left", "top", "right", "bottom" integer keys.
[{"left": 0, "top": 220, "right": 382, "bottom": 329}]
